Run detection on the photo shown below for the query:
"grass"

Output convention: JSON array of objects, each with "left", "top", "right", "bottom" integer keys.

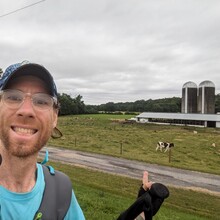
[
  {"left": 48, "top": 161, "right": 220, "bottom": 220},
  {"left": 49, "top": 114, "right": 220, "bottom": 175},
  {"left": 46, "top": 114, "right": 220, "bottom": 219}
]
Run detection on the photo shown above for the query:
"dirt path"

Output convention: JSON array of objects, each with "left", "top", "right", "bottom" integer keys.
[{"left": 39, "top": 146, "right": 220, "bottom": 196}]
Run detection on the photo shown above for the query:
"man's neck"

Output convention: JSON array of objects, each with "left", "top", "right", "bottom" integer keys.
[{"left": 0, "top": 153, "right": 38, "bottom": 193}]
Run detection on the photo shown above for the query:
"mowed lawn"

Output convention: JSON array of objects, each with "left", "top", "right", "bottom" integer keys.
[{"left": 49, "top": 114, "right": 220, "bottom": 175}]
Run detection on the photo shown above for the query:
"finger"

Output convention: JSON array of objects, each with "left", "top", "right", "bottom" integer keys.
[
  {"left": 143, "top": 171, "right": 149, "bottom": 185},
  {"left": 142, "top": 171, "right": 151, "bottom": 190}
]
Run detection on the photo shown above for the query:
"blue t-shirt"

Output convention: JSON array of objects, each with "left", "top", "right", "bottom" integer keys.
[{"left": 0, "top": 164, "right": 85, "bottom": 220}]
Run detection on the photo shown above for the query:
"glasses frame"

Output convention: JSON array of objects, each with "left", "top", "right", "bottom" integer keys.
[{"left": 0, "top": 89, "right": 58, "bottom": 111}]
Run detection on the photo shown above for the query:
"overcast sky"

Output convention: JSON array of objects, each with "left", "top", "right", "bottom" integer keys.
[{"left": 1, "top": 0, "right": 220, "bottom": 104}]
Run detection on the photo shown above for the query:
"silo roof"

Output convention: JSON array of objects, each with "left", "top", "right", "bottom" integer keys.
[
  {"left": 182, "top": 81, "right": 197, "bottom": 88},
  {"left": 199, "top": 80, "right": 215, "bottom": 88}
]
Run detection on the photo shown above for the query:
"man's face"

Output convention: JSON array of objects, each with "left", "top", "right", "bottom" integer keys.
[{"left": 0, "top": 75, "right": 58, "bottom": 158}]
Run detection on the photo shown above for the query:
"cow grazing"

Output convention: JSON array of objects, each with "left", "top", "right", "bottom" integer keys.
[{"left": 156, "top": 141, "right": 174, "bottom": 152}]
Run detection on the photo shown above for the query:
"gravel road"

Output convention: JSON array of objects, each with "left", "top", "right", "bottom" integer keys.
[{"left": 39, "top": 146, "right": 220, "bottom": 196}]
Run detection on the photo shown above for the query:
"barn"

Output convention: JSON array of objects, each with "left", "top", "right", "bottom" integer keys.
[{"left": 136, "top": 112, "right": 220, "bottom": 128}]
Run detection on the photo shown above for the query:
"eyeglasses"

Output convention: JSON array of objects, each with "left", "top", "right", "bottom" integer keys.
[{"left": 0, "top": 89, "right": 58, "bottom": 111}]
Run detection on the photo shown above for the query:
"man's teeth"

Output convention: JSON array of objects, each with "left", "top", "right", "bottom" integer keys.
[{"left": 14, "top": 127, "right": 35, "bottom": 135}]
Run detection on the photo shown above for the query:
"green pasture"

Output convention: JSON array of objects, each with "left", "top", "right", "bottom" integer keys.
[
  {"left": 49, "top": 114, "right": 220, "bottom": 175},
  {"left": 50, "top": 162, "right": 220, "bottom": 220}
]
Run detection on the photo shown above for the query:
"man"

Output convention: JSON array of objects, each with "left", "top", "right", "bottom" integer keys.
[{"left": 0, "top": 61, "right": 85, "bottom": 219}]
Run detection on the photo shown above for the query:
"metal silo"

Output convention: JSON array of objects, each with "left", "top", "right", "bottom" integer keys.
[
  {"left": 181, "top": 81, "right": 198, "bottom": 113},
  {"left": 198, "top": 80, "right": 215, "bottom": 114}
]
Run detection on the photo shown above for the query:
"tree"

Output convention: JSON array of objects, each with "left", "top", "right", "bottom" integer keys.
[
  {"left": 104, "top": 102, "right": 115, "bottom": 112},
  {"left": 57, "top": 93, "right": 86, "bottom": 115},
  {"left": 74, "top": 95, "right": 85, "bottom": 114},
  {"left": 0, "top": 68, "right": 3, "bottom": 77},
  {"left": 58, "top": 93, "right": 76, "bottom": 115},
  {"left": 215, "top": 94, "right": 220, "bottom": 113}
]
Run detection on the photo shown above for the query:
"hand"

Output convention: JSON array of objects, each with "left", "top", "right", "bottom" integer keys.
[{"left": 142, "top": 171, "right": 153, "bottom": 191}]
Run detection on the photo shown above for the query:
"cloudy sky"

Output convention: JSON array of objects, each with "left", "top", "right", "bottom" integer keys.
[{"left": 1, "top": 0, "right": 220, "bottom": 104}]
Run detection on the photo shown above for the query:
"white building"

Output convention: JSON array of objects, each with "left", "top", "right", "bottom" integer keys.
[{"left": 136, "top": 112, "right": 220, "bottom": 128}]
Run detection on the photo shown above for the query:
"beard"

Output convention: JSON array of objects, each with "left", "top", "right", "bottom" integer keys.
[{"left": 0, "top": 129, "right": 51, "bottom": 158}]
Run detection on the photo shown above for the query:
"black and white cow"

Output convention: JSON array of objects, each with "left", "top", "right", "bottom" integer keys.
[{"left": 156, "top": 141, "right": 174, "bottom": 152}]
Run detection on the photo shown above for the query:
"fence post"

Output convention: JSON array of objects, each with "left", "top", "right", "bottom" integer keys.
[
  {"left": 169, "top": 149, "right": 172, "bottom": 163},
  {"left": 120, "top": 142, "right": 123, "bottom": 155}
]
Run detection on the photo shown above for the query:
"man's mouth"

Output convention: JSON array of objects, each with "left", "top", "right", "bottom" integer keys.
[{"left": 12, "top": 127, "right": 37, "bottom": 135}]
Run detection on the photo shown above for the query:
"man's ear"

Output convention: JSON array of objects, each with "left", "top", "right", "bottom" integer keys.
[
  {"left": 51, "top": 109, "right": 62, "bottom": 138},
  {"left": 52, "top": 109, "right": 58, "bottom": 129},
  {"left": 51, "top": 127, "right": 62, "bottom": 139}
]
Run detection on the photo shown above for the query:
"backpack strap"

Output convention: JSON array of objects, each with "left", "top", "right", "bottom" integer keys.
[{"left": 34, "top": 165, "right": 72, "bottom": 220}]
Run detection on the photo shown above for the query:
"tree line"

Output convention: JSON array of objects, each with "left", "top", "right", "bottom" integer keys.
[{"left": 57, "top": 93, "right": 220, "bottom": 115}]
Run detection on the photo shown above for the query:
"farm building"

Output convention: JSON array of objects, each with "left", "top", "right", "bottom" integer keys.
[
  {"left": 136, "top": 81, "right": 219, "bottom": 128},
  {"left": 197, "top": 80, "right": 215, "bottom": 114},
  {"left": 136, "top": 112, "right": 220, "bottom": 128},
  {"left": 181, "top": 80, "right": 215, "bottom": 114},
  {"left": 181, "top": 81, "right": 197, "bottom": 113}
]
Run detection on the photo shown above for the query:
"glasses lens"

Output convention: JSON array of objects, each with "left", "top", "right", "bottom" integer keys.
[
  {"left": 32, "top": 93, "right": 54, "bottom": 110},
  {"left": 1, "top": 90, "right": 56, "bottom": 110},
  {"left": 3, "top": 90, "right": 23, "bottom": 108}
]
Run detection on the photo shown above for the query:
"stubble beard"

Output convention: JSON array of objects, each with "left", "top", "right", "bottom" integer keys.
[{"left": 0, "top": 130, "right": 50, "bottom": 158}]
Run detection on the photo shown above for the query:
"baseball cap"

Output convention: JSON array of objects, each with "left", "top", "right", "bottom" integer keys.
[{"left": 0, "top": 61, "right": 57, "bottom": 98}]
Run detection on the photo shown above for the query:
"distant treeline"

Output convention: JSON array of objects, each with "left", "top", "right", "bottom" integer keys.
[{"left": 58, "top": 93, "right": 220, "bottom": 115}]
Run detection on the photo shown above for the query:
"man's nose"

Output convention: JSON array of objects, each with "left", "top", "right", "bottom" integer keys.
[{"left": 16, "top": 97, "right": 36, "bottom": 117}]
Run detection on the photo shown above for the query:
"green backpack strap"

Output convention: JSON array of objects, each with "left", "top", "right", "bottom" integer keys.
[{"left": 34, "top": 165, "right": 72, "bottom": 220}]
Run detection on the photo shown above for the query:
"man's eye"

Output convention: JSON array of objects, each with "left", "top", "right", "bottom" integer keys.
[
  {"left": 34, "top": 98, "right": 50, "bottom": 106},
  {"left": 7, "top": 94, "right": 22, "bottom": 102}
]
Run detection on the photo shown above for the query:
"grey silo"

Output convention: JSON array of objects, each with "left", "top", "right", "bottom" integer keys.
[
  {"left": 198, "top": 80, "right": 215, "bottom": 114},
  {"left": 181, "top": 81, "right": 197, "bottom": 113}
]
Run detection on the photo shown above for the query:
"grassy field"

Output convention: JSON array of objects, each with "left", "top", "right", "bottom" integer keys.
[
  {"left": 49, "top": 114, "right": 220, "bottom": 175},
  {"left": 47, "top": 114, "right": 220, "bottom": 219},
  {"left": 49, "top": 162, "right": 220, "bottom": 220}
]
